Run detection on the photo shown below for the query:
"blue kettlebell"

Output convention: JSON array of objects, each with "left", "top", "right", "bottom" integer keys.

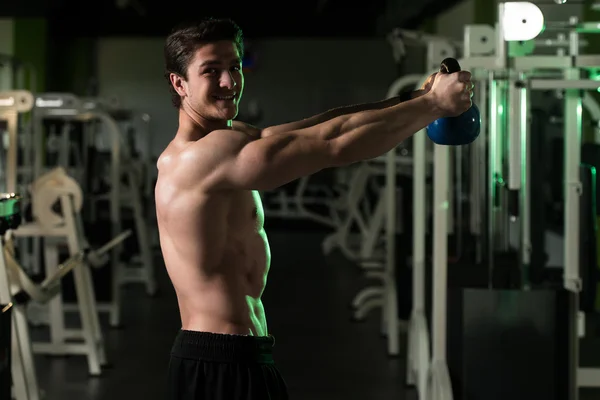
[{"left": 426, "top": 58, "right": 480, "bottom": 146}]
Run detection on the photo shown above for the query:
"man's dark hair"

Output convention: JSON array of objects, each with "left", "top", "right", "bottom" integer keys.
[{"left": 164, "top": 18, "right": 244, "bottom": 108}]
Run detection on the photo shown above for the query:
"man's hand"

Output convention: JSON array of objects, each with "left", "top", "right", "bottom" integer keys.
[{"left": 427, "top": 70, "right": 473, "bottom": 117}]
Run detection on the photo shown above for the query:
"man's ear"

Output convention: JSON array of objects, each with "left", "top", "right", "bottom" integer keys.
[{"left": 170, "top": 73, "right": 187, "bottom": 97}]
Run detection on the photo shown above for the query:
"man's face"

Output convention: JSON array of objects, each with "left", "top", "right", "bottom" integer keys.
[{"left": 173, "top": 40, "right": 244, "bottom": 121}]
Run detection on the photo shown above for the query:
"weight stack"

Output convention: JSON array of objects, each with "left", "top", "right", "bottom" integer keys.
[
  {"left": 0, "top": 304, "right": 12, "bottom": 400},
  {"left": 446, "top": 288, "right": 577, "bottom": 400}
]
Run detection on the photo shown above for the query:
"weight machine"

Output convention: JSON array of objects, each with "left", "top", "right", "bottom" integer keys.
[
  {"left": 78, "top": 96, "right": 157, "bottom": 296},
  {"left": 322, "top": 148, "right": 422, "bottom": 264},
  {"left": 29, "top": 93, "right": 155, "bottom": 328},
  {"left": 0, "top": 91, "right": 131, "bottom": 399},
  {"left": 78, "top": 96, "right": 154, "bottom": 202},
  {"left": 0, "top": 193, "right": 42, "bottom": 400},
  {"left": 0, "top": 195, "right": 130, "bottom": 399},
  {"left": 0, "top": 90, "right": 40, "bottom": 400},
  {"left": 401, "top": 2, "right": 600, "bottom": 399},
  {"left": 262, "top": 171, "right": 348, "bottom": 229}
]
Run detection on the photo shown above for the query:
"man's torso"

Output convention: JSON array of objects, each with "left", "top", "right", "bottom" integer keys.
[{"left": 155, "top": 131, "right": 271, "bottom": 336}]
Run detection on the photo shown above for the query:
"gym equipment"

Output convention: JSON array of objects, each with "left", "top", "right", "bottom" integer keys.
[
  {"left": 0, "top": 89, "right": 38, "bottom": 281},
  {"left": 322, "top": 162, "right": 387, "bottom": 262},
  {"left": 262, "top": 170, "right": 349, "bottom": 231},
  {"left": 402, "top": 2, "right": 600, "bottom": 399},
  {"left": 0, "top": 191, "right": 132, "bottom": 400},
  {"left": 0, "top": 193, "right": 41, "bottom": 400},
  {"left": 446, "top": 288, "right": 575, "bottom": 400},
  {"left": 426, "top": 58, "right": 481, "bottom": 146},
  {"left": 0, "top": 91, "right": 34, "bottom": 194},
  {"left": 12, "top": 167, "right": 130, "bottom": 376},
  {"left": 5, "top": 229, "right": 132, "bottom": 306},
  {"left": 81, "top": 97, "right": 157, "bottom": 295},
  {"left": 387, "top": 29, "right": 463, "bottom": 72},
  {"left": 31, "top": 93, "right": 155, "bottom": 328},
  {"left": 323, "top": 73, "right": 433, "bottom": 267},
  {"left": 0, "top": 89, "right": 125, "bottom": 390}
]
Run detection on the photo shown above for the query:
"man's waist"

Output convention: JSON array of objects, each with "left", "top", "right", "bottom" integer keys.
[
  {"left": 171, "top": 329, "right": 275, "bottom": 364},
  {"left": 180, "top": 297, "right": 266, "bottom": 334}
]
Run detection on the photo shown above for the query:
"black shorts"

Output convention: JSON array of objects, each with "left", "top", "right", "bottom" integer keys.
[{"left": 167, "top": 330, "right": 289, "bottom": 400}]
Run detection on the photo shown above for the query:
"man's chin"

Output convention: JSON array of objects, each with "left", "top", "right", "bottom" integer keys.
[{"left": 206, "top": 111, "right": 238, "bottom": 123}]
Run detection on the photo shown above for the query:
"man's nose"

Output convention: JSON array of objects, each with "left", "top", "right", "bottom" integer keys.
[{"left": 220, "top": 71, "right": 237, "bottom": 89}]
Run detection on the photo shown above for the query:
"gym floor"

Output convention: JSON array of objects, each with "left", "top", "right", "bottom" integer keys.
[
  {"left": 29, "top": 229, "right": 600, "bottom": 400},
  {"left": 33, "top": 230, "right": 411, "bottom": 400}
]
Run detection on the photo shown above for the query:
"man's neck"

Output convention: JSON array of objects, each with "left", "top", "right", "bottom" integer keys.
[{"left": 177, "top": 107, "right": 232, "bottom": 141}]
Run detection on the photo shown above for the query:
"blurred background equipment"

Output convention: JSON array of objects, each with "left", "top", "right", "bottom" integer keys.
[{"left": 1, "top": 0, "right": 600, "bottom": 399}]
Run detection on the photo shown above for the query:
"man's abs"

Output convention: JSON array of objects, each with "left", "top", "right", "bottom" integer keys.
[
  {"left": 156, "top": 185, "right": 270, "bottom": 337},
  {"left": 175, "top": 275, "right": 268, "bottom": 336}
]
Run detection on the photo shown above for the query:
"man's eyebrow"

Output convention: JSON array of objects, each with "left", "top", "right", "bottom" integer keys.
[
  {"left": 199, "top": 58, "right": 242, "bottom": 68},
  {"left": 199, "top": 60, "right": 221, "bottom": 67}
]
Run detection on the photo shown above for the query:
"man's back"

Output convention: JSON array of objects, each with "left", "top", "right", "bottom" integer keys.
[{"left": 155, "top": 136, "right": 270, "bottom": 336}]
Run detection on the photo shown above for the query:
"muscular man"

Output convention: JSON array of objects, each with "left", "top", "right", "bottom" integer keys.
[{"left": 156, "top": 17, "right": 473, "bottom": 400}]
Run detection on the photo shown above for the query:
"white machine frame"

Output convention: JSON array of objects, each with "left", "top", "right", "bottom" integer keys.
[
  {"left": 0, "top": 90, "right": 41, "bottom": 400},
  {"left": 14, "top": 171, "right": 109, "bottom": 377},
  {"left": 400, "top": 2, "right": 600, "bottom": 399},
  {"left": 0, "top": 90, "right": 115, "bottom": 381},
  {"left": 31, "top": 93, "right": 155, "bottom": 327},
  {"left": 79, "top": 96, "right": 157, "bottom": 297},
  {"left": 263, "top": 173, "right": 347, "bottom": 229}
]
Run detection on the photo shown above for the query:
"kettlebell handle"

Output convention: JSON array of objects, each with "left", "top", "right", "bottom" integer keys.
[{"left": 439, "top": 58, "right": 461, "bottom": 74}]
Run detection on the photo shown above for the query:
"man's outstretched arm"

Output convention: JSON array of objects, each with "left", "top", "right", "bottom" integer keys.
[
  {"left": 262, "top": 89, "right": 428, "bottom": 138},
  {"left": 187, "top": 71, "right": 470, "bottom": 193}
]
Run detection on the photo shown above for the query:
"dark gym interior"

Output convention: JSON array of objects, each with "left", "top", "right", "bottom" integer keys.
[{"left": 2, "top": 0, "right": 600, "bottom": 399}]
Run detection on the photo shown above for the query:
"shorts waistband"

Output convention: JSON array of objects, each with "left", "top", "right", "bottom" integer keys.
[{"left": 170, "top": 330, "right": 275, "bottom": 364}]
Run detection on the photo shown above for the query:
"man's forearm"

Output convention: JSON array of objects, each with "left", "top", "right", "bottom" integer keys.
[
  {"left": 263, "top": 90, "right": 425, "bottom": 137},
  {"left": 329, "top": 93, "right": 442, "bottom": 165},
  {"left": 316, "top": 89, "right": 424, "bottom": 122}
]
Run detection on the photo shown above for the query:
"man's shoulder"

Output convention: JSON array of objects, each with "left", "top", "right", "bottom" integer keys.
[
  {"left": 204, "top": 127, "right": 255, "bottom": 144},
  {"left": 157, "top": 129, "right": 254, "bottom": 188},
  {"left": 185, "top": 127, "right": 258, "bottom": 161}
]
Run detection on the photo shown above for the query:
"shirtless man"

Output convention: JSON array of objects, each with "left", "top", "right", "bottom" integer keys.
[{"left": 156, "top": 17, "right": 473, "bottom": 400}]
